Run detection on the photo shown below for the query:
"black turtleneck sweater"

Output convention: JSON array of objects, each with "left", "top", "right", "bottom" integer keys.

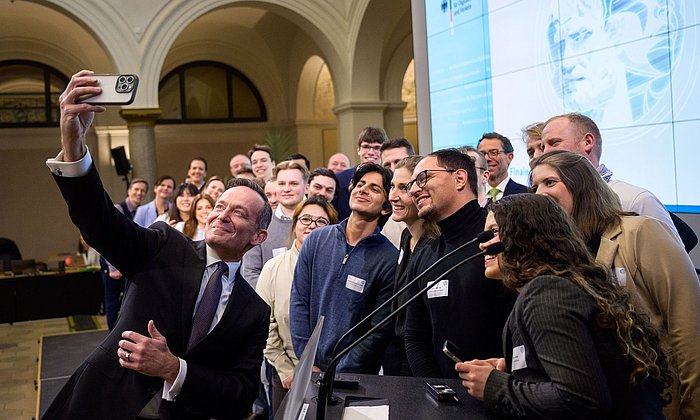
[{"left": 404, "top": 200, "right": 517, "bottom": 378}]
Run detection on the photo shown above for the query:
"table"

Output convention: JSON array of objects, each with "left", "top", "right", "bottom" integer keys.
[
  {"left": 0, "top": 268, "right": 102, "bottom": 324},
  {"left": 276, "top": 372, "right": 504, "bottom": 420}
]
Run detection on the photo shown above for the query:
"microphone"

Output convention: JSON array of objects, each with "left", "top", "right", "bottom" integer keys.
[
  {"left": 329, "top": 229, "right": 495, "bottom": 359},
  {"left": 316, "top": 242, "right": 505, "bottom": 420}
]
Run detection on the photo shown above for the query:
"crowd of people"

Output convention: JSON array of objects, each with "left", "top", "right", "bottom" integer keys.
[{"left": 45, "top": 70, "right": 700, "bottom": 420}]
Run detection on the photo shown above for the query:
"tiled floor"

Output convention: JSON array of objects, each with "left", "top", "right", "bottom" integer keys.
[{"left": 0, "top": 316, "right": 106, "bottom": 420}]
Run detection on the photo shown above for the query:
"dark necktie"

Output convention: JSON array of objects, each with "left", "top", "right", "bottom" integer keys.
[{"left": 188, "top": 262, "right": 227, "bottom": 350}]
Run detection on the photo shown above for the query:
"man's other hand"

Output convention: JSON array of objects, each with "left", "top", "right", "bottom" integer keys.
[{"left": 118, "top": 320, "right": 180, "bottom": 383}]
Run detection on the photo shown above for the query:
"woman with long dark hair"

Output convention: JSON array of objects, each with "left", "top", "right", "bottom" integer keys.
[
  {"left": 530, "top": 150, "right": 700, "bottom": 418},
  {"left": 155, "top": 182, "right": 199, "bottom": 226},
  {"left": 174, "top": 193, "right": 214, "bottom": 240},
  {"left": 457, "top": 193, "right": 672, "bottom": 419}
]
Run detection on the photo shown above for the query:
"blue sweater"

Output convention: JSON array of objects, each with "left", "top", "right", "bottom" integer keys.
[{"left": 290, "top": 219, "right": 398, "bottom": 373}]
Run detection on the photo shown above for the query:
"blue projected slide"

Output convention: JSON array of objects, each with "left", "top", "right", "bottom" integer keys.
[{"left": 414, "top": 0, "right": 700, "bottom": 212}]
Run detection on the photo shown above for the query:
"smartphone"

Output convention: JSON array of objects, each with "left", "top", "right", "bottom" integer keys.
[
  {"left": 426, "top": 383, "right": 458, "bottom": 402},
  {"left": 442, "top": 340, "right": 465, "bottom": 363},
  {"left": 77, "top": 74, "right": 139, "bottom": 105}
]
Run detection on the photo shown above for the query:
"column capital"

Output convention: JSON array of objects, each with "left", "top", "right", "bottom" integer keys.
[{"left": 119, "top": 108, "right": 162, "bottom": 125}]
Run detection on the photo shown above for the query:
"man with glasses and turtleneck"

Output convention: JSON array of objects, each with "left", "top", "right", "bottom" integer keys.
[{"left": 404, "top": 149, "right": 516, "bottom": 379}]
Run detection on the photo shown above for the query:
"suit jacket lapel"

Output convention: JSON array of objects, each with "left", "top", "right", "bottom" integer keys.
[
  {"left": 181, "top": 240, "right": 207, "bottom": 352},
  {"left": 199, "top": 269, "right": 250, "bottom": 345}
]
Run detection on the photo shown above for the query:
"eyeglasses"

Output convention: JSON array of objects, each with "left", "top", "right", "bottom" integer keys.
[
  {"left": 406, "top": 169, "right": 456, "bottom": 192},
  {"left": 480, "top": 149, "right": 505, "bottom": 158},
  {"left": 298, "top": 215, "right": 330, "bottom": 227},
  {"left": 359, "top": 144, "right": 382, "bottom": 152}
]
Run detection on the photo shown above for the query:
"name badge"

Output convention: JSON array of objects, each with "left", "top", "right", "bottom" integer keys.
[
  {"left": 345, "top": 275, "right": 366, "bottom": 293},
  {"left": 272, "top": 247, "right": 286, "bottom": 258},
  {"left": 613, "top": 267, "right": 627, "bottom": 287},
  {"left": 511, "top": 345, "right": 527, "bottom": 370},
  {"left": 397, "top": 248, "right": 404, "bottom": 265},
  {"left": 427, "top": 279, "right": 449, "bottom": 299}
]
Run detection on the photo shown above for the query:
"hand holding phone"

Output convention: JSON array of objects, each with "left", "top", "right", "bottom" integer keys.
[
  {"left": 77, "top": 74, "right": 139, "bottom": 105},
  {"left": 443, "top": 340, "right": 465, "bottom": 363}
]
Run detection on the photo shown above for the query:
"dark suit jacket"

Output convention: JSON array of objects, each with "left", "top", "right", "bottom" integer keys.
[
  {"left": 334, "top": 166, "right": 356, "bottom": 221},
  {"left": 483, "top": 276, "right": 664, "bottom": 419},
  {"left": 43, "top": 166, "right": 270, "bottom": 420},
  {"left": 503, "top": 178, "right": 528, "bottom": 196},
  {"left": 485, "top": 179, "right": 528, "bottom": 209}
]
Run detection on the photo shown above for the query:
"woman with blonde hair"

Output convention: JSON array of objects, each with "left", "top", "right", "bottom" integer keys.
[{"left": 530, "top": 150, "right": 700, "bottom": 418}]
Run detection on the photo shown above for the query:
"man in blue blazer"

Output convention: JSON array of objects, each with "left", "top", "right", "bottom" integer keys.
[
  {"left": 43, "top": 70, "right": 272, "bottom": 420},
  {"left": 477, "top": 132, "right": 528, "bottom": 207}
]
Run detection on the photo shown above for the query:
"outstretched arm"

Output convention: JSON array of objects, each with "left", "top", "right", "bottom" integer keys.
[{"left": 58, "top": 70, "right": 105, "bottom": 162}]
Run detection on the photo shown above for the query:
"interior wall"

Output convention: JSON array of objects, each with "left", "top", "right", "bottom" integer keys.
[{"left": 0, "top": 128, "right": 103, "bottom": 262}]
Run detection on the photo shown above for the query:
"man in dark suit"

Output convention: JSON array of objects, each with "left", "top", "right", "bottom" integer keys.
[
  {"left": 477, "top": 132, "right": 528, "bottom": 206},
  {"left": 43, "top": 70, "right": 272, "bottom": 420}
]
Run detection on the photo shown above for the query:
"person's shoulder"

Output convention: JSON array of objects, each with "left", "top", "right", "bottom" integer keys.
[
  {"left": 261, "top": 250, "right": 286, "bottom": 273},
  {"left": 522, "top": 275, "right": 579, "bottom": 298},
  {"left": 336, "top": 166, "right": 356, "bottom": 184},
  {"left": 507, "top": 178, "right": 528, "bottom": 193},
  {"left": 236, "top": 269, "right": 270, "bottom": 308},
  {"left": 619, "top": 214, "right": 676, "bottom": 240}
]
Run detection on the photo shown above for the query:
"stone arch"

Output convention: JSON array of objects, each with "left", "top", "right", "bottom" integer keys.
[{"left": 296, "top": 55, "right": 335, "bottom": 122}]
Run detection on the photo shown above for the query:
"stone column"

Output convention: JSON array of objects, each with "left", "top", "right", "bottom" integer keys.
[
  {"left": 383, "top": 101, "right": 408, "bottom": 139},
  {"left": 119, "top": 108, "right": 161, "bottom": 199}
]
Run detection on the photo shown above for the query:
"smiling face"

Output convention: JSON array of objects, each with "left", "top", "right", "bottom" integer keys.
[
  {"left": 541, "top": 117, "right": 593, "bottom": 160},
  {"left": 187, "top": 159, "right": 207, "bottom": 186},
  {"left": 251, "top": 150, "right": 275, "bottom": 180},
  {"left": 526, "top": 136, "right": 544, "bottom": 165},
  {"left": 127, "top": 181, "right": 148, "bottom": 207},
  {"left": 389, "top": 167, "right": 419, "bottom": 224},
  {"left": 409, "top": 156, "right": 460, "bottom": 222},
  {"left": 307, "top": 175, "right": 336, "bottom": 202},
  {"left": 204, "top": 180, "right": 225, "bottom": 201},
  {"left": 275, "top": 168, "right": 306, "bottom": 214},
  {"left": 194, "top": 197, "right": 214, "bottom": 227},
  {"left": 229, "top": 154, "right": 251, "bottom": 176},
  {"left": 327, "top": 153, "right": 350, "bottom": 173},
  {"left": 357, "top": 142, "right": 382, "bottom": 164},
  {"left": 480, "top": 211, "right": 503, "bottom": 279},
  {"left": 381, "top": 147, "right": 410, "bottom": 172},
  {"left": 205, "top": 186, "right": 267, "bottom": 261},
  {"left": 175, "top": 189, "right": 195, "bottom": 214},
  {"left": 477, "top": 138, "right": 513, "bottom": 186},
  {"left": 155, "top": 179, "right": 175, "bottom": 200},
  {"left": 530, "top": 164, "right": 574, "bottom": 216},
  {"left": 294, "top": 204, "right": 330, "bottom": 250},
  {"left": 349, "top": 171, "right": 388, "bottom": 219}
]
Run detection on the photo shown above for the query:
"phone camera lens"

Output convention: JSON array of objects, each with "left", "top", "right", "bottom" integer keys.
[
  {"left": 126, "top": 76, "right": 134, "bottom": 83},
  {"left": 118, "top": 76, "right": 127, "bottom": 83}
]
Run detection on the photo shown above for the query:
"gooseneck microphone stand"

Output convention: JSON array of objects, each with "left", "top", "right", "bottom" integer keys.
[
  {"left": 329, "top": 229, "right": 495, "bottom": 360},
  {"left": 315, "top": 242, "right": 505, "bottom": 420}
]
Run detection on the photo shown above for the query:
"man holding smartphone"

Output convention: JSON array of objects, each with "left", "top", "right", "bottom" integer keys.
[
  {"left": 404, "top": 149, "right": 516, "bottom": 379},
  {"left": 43, "top": 70, "right": 271, "bottom": 420}
]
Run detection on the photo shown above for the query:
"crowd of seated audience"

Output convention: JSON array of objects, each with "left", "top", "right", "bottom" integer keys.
[{"left": 93, "top": 114, "right": 698, "bottom": 420}]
